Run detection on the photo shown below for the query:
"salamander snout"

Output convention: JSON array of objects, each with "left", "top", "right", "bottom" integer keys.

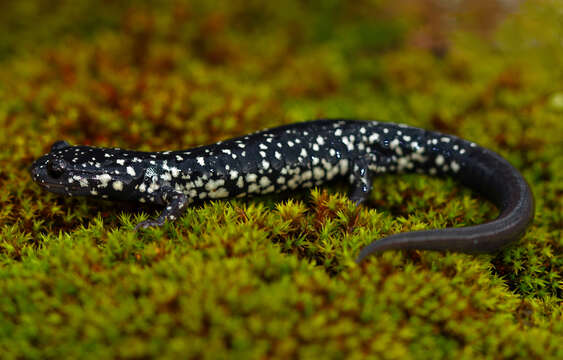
[
  {"left": 29, "top": 156, "right": 48, "bottom": 183},
  {"left": 29, "top": 154, "right": 74, "bottom": 195},
  {"left": 29, "top": 140, "right": 72, "bottom": 184}
]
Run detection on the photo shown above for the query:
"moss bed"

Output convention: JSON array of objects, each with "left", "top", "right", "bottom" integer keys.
[{"left": 0, "top": 1, "right": 561, "bottom": 358}]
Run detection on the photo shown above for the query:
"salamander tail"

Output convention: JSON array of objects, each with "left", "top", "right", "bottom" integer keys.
[{"left": 355, "top": 141, "right": 534, "bottom": 263}]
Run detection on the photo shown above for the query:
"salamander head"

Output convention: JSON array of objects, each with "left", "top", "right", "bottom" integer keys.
[{"left": 30, "top": 140, "right": 144, "bottom": 200}]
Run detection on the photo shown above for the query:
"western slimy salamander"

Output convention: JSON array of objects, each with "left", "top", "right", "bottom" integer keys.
[{"left": 30, "top": 119, "right": 534, "bottom": 262}]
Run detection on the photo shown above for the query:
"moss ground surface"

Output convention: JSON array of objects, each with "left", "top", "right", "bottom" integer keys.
[{"left": 0, "top": 1, "right": 561, "bottom": 358}]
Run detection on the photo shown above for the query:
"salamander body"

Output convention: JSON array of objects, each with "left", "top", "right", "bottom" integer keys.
[{"left": 30, "top": 120, "right": 534, "bottom": 262}]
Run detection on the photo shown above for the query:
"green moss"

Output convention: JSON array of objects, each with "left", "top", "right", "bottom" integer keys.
[{"left": 0, "top": 0, "right": 561, "bottom": 358}]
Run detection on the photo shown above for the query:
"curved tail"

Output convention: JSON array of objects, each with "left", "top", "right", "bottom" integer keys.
[{"left": 356, "top": 137, "right": 534, "bottom": 263}]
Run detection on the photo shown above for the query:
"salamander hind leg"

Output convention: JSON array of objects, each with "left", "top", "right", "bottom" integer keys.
[
  {"left": 135, "top": 188, "right": 188, "bottom": 230},
  {"left": 347, "top": 157, "right": 374, "bottom": 206}
]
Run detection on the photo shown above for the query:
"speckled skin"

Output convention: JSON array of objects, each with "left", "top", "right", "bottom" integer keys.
[{"left": 30, "top": 120, "right": 534, "bottom": 262}]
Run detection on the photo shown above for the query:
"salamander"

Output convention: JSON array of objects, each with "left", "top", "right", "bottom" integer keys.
[{"left": 30, "top": 119, "right": 534, "bottom": 262}]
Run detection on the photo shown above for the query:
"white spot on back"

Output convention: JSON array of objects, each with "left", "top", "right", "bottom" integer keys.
[
  {"left": 205, "top": 179, "right": 225, "bottom": 191},
  {"left": 259, "top": 176, "right": 271, "bottom": 187},
  {"left": 313, "top": 167, "right": 324, "bottom": 180},
  {"left": 209, "top": 187, "right": 229, "bottom": 198},
  {"left": 112, "top": 181, "right": 123, "bottom": 191},
  {"left": 339, "top": 159, "right": 349, "bottom": 174},
  {"left": 435, "top": 155, "right": 445, "bottom": 166},
  {"left": 369, "top": 133, "right": 380, "bottom": 142},
  {"left": 97, "top": 174, "right": 112, "bottom": 188},
  {"left": 248, "top": 183, "right": 260, "bottom": 193}
]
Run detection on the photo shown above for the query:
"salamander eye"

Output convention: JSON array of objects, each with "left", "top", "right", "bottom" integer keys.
[{"left": 47, "top": 158, "right": 67, "bottom": 178}]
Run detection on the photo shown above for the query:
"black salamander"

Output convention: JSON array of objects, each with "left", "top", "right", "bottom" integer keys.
[{"left": 30, "top": 120, "right": 534, "bottom": 262}]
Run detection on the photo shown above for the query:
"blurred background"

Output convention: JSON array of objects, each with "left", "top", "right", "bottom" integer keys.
[
  {"left": 0, "top": 0, "right": 526, "bottom": 59},
  {"left": 0, "top": 0, "right": 560, "bottom": 153}
]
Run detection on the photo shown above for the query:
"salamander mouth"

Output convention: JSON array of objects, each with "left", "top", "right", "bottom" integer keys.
[
  {"left": 32, "top": 175, "right": 83, "bottom": 194},
  {"left": 43, "top": 182, "right": 81, "bottom": 191}
]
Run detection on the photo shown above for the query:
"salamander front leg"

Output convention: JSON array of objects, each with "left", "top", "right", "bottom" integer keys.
[
  {"left": 135, "top": 188, "right": 188, "bottom": 230},
  {"left": 348, "top": 159, "right": 373, "bottom": 206}
]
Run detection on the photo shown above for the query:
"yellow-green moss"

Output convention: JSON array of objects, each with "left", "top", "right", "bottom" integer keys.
[{"left": 0, "top": 0, "right": 561, "bottom": 358}]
